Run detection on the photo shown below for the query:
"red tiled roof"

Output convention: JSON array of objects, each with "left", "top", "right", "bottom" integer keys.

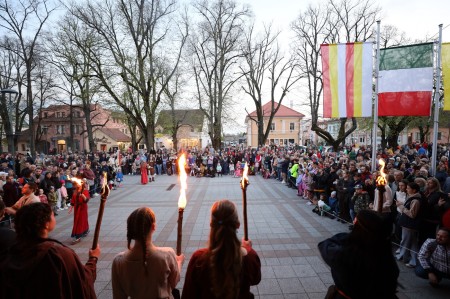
[
  {"left": 98, "top": 128, "right": 131, "bottom": 142},
  {"left": 248, "top": 102, "right": 305, "bottom": 117}
]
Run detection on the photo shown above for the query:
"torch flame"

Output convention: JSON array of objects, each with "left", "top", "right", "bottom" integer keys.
[
  {"left": 241, "top": 162, "right": 249, "bottom": 188},
  {"left": 70, "top": 177, "right": 84, "bottom": 186},
  {"left": 101, "top": 172, "right": 110, "bottom": 196},
  {"left": 376, "top": 159, "right": 387, "bottom": 186},
  {"left": 178, "top": 154, "right": 187, "bottom": 209}
]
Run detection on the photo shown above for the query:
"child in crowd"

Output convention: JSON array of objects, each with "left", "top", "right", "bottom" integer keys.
[
  {"left": 317, "top": 193, "right": 333, "bottom": 218},
  {"left": 60, "top": 180, "right": 68, "bottom": 209},
  {"left": 38, "top": 189, "right": 48, "bottom": 204},
  {"left": 216, "top": 163, "right": 223, "bottom": 177},
  {"left": 296, "top": 169, "right": 304, "bottom": 197},
  {"left": 229, "top": 162, "right": 235, "bottom": 176},
  {"left": 116, "top": 167, "right": 124, "bottom": 187},
  {"left": 234, "top": 162, "right": 242, "bottom": 178},
  {"left": 328, "top": 191, "right": 339, "bottom": 216},
  {"left": 131, "top": 163, "right": 137, "bottom": 175},
  {"left": 47, "top": 186, "right": 58, "bottom": 216}
]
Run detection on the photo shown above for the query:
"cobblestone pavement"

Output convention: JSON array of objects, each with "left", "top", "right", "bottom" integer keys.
[{"left": 51, "top": 174, "right": 450, "bottom": 299}]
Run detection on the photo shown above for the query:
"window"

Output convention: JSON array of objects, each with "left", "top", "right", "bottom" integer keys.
[
  {"left": 56, "top": 112, "right": 61, "bottom": 118},
  {"left": 44, "top": 112, "right": 48, "bottom": 118},
  {"left": 73, "top": 125, "right": 81, "bottom": 134},
  {"left": 270, "top": 123, "right": 275, "bottom": 131},
  {"left": 438, "top": 132, "right": 442, "bottom": 140},
  {"left": 360, "top": 137, "right": 365, "bottom": 143},
  {"left": 61, "top": 112, "right": 65, "bottom": 118},
  {"left": 290, "top": 123, "right": 295, "bottom": 131},
  {"left": 415, "top": 132, "right": 420, "bottom": 141},
  {"left": 57, "top": 125, "right": 65, "bottom": 134},
  {"left": 40, "top": 126, "right": 48, "bottom": 134}
]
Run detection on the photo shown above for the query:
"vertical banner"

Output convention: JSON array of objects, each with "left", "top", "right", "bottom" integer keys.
[
  {"left": 321, "top": 42, "right": 373, "bottom": 118},
  {"left": 443, "top": 43, "right": 450, "bottom": 111}
]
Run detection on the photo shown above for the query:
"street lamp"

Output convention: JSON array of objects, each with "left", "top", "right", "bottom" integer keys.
[{"left": 1, "top": 88, "right": 19, "bottom": 171}]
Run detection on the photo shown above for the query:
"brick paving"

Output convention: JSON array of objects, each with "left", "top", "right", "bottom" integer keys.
[{"left": 51, "top": 174, "right": 450, "bottom": 298}]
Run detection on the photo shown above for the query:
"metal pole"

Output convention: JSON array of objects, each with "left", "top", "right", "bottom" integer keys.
[
  {"left": 431, "top": 24, "right": 443, "bottom": 176},
  {"left": 371, "top": 21, "right": 381, "bottom": 171}
]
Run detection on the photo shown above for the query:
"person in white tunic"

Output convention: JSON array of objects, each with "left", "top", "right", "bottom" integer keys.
[{"left": 112, "top": 207, "right": 184, "bottom": 299}]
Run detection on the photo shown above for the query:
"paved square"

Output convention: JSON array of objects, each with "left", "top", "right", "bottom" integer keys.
[{"left": 51, "top": 174, "right": 450, "bottom": 298}]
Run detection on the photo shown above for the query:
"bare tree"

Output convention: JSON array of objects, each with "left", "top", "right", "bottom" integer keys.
[
  {"left": 32, "top": 59, "right": 56, "bottom": 153},
  {"left": 190, "top": 0, "right": 249, "bottom": 149},
  {"left": 0, "top": 0, "right": 56, "bottom": 155},
  {"left": 0, "top": 36, "right": 27, "bottom": 154},
  {"left": 48, "top": 14, "right": 107, "bottom": 152},
  {"left": 163, "top": 71, "right": 189, "bottom": 150},
  {"left": 67, "top": 0, "right": 188, "bottom": 150},
  {"left": 291, "top": 0, "right": 380, "bottom": 150},
  {"left": 240, "top": 24, "right": 301, "bottom": 147}
]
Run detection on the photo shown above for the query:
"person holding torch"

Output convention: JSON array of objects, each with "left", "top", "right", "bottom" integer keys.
[
  {"left": 182, "top": 200, "right": 261, "bottom": 299},
  {"left": 112, "top": 207, "right": 184, "bottom": 299},
  {"left": 69, "top": 178, "right": 91, "bottom": 244}
]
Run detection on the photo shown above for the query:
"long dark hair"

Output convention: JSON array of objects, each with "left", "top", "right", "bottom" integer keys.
[
  {"left": 126, "top": 207, "right": 156, "bottom": 275},
  {"left": 208, "top": 200, "right": 242, "bottom": 299}
]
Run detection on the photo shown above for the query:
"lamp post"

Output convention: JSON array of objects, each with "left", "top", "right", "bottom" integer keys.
[{"left": 1, "top": 88, "right": 19, "bottom": 171}]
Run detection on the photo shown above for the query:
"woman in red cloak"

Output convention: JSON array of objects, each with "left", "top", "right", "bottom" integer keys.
[
  {"left": 141, "top": 160, "right": 149, "bottom": 184},
  {"left": 69, "top": 179, "right": 91, "bottom": 244}
]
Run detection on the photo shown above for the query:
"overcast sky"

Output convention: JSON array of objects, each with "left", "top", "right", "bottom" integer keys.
[{"left": 241, "top": 0, "right": 449, "bottom": 42}]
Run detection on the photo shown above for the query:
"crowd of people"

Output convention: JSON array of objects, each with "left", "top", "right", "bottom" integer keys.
[{"left": 0, "top": 141, "right": 450, "bottom": 297}]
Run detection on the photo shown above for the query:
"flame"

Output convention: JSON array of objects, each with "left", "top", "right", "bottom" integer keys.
[
  {"left": 101, "top": 172, "right": 110, "bottom": 196},
  {"left": 70, "top": 177, "right": 84, "bottom": 186},
  {"left": 178, "top": 154, "right": 187, "bottom": 209},
  {"left": 241, "top": 162, "right": 249, "bottom": 188},
  {"left": 376, "top": 159, "right": 387, "bottom": 186}
]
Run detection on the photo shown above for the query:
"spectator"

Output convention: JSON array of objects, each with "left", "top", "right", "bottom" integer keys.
[
  {"left": 4, "top": 183, "right": 40, "bottom": 216},
  {"left": 415, "top": 227, "right": 450, "bottom": 287},
  {"left": 396, "top": 182, "right": 424, "bottom": 268}
]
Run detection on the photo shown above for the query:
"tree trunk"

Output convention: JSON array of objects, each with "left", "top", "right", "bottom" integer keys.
[{"left": 27, "top": 68, "right": 35, "bottom": 155}]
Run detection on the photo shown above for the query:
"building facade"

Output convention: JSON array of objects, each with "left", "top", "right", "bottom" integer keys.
[
  {"left": 18, "top": 104, "right": 131, "bottom": 154},
  {"left": 155, "top": 109, "right": 211, "bottom": 150},
  {"left": 245, "top": 102, "right": 305, "bottom": 147}
]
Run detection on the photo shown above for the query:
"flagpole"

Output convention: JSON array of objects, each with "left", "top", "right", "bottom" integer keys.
[
  {"left": 371, "top": 20, "right": 381, "bottom": 172},
  {"left": 431, "top": 24, "right": 443, "bottom": 176}
]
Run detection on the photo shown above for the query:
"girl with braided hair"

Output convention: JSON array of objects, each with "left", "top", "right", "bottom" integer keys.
[
  {"left": 182, "top": 200, "right": 261, "bottom": 299},
  {"left": 112, "top": 207, "right": 184, "bottom": 299}
]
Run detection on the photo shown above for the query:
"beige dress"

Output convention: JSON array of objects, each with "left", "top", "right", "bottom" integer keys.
[{"left": 111, "top": 247, "right": 179, "bottom": 299}]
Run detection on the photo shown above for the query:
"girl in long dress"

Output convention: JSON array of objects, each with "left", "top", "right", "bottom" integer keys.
[
  {"left": 140, "top": 161, "right": 149, "bottom": 184},
  {"left": 69, "top": 180, "right": 90, "bottom": 244}
]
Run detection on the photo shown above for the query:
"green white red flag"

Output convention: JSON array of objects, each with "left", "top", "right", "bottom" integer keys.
[
  {"left": 378, "top": 43, "right": 434, "bottom": 116},
  {"left": 321, "top": 42, "right": 373, "bottom": 118}
]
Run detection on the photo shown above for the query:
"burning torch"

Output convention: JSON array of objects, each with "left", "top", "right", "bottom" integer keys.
[
  {"left": 376, "top": 159, "right": 387, "bottom": 214},
  {"left": 240, "top": 162, "right": 249, "bottom": 241},
  {"left": 177, "top": 154, "right": 187, "bottom": 255},
  {"left": 93, "top": 172, "right": 109, "bottom": 250}
]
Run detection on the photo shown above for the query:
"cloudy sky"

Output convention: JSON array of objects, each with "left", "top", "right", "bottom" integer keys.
[{"left": 242, "top": 0, "right": 449, "bottom": 42}]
